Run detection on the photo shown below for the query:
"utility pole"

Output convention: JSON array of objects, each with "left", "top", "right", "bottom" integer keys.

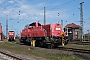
[
  {"left": 61, "top": 20, "right": 63, "bottom": 31},
  {"left": 6, "top": 15, "right": 8, "bottom": 39},
  {"left": 80, "top": 2, "right": 84, "bottom": 42},
  {"left": 44, "top": 7, "right": 46, "bottom": 25}
]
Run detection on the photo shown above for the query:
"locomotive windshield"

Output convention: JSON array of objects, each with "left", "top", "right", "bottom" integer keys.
[
  {"left": 28, "top": 26, "right": 34, "bottom": 28},
  {"left": 25, "top": 22, "right": 42, "bottom": 28},
  {"left": 9, "top": 31, "right": 14, "bottom": 32}
]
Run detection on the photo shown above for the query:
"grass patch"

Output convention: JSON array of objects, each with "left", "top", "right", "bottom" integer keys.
[
  {"left": 0, "top": 42, "right": 84, "bottom": 60},
  {"left": 28, "top": 50, "right": 84, "bottom": 60},
  {"left": 65, "top": 44, "right": 90, "bottom": 50},
  {"left": 0, "top": 42, "right": 24, "bottom": 51}
]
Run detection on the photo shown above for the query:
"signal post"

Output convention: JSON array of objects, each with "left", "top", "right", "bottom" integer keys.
[{"left": 62, "top": 32, "right": 65, "bottom": 46}]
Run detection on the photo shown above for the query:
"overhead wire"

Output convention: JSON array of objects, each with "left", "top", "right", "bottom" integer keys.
[
  {"left": 36, "top": 0, "right": 76, "bottom": 15},
  {"left": 84, "top": 5, "right": 90, "bottom": 11},
  {"left": 82, "top": 4, "right": 90, "bottom": 24},
  {"left": 15, "top": 0, "right": 76, "bottom": 24},
  {"left": 6, "top": 0, "right": 77, "bottom": 23},
  {"left": 45, "top": 0, "right": 77, "bottom": 20},
  {"left": 83, "top": 5, "right": 90, "bottom": 17},
  {"left": 48, "top": 0, "right": 76, "bottom": 10}
]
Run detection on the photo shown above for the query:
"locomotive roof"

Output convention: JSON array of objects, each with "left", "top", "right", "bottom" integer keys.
[{"left": 29, "top": 22, "right": 41, "bottom": 26}]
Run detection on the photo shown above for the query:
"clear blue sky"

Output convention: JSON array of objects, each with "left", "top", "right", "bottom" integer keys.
[{"left": 0, "top": 0, "right": 90, "bottom": 36}]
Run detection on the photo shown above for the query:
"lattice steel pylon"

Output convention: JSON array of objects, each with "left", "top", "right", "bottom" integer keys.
[
  {"left": 6, "top": 15, "right": 8, "bottom": 39},
  {"left": 44, "top": 7, "right": 46, "bottom": 25},
  {"left": 80, "top": 2, "right": 84, "bottom": 42}
]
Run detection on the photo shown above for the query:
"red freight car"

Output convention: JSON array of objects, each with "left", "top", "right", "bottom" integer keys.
[
  {"left": 20, "top": 22, "right": 68, "bottom": 48},
  {"left": 8, "top": 31, "right": 15, "bottom": 42}
]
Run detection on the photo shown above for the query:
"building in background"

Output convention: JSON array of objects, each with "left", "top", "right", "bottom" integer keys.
[
  {"left": 0, "top": 23, "right": 2, "bottom": 41},
  {"left": 64, "top": 23, "right": 81, "bottom": 41}
]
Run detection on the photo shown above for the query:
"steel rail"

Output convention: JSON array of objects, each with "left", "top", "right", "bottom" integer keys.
[
  {"left": 0, "top": 51, "right": 22, "bottom": 60},
  {"left": 58, "top": 47, "right": 90, "bottom": 54}
]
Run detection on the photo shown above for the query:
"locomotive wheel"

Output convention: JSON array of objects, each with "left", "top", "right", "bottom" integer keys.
[
  {"left": 50, "top": 44, "right": 54, "bottom": 49},
  {"left": 47, "top": 44, "right": 54, "bottom": 49},
  {"left": 47, "top": 44, "right": 51, "bottom": 49}
]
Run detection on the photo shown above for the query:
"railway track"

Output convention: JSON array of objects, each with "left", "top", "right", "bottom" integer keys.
[
  {"left": 68, "top": 41, "right": 90, "bottom": 45},
  {"left": 11, "top": 41, "right": 90, "bottom": 55},
  {"left": 0, "top": 51, "right": 22, "bottom": 60},
  {"left": 58, "top": 47, "right": 90, "bottom": 54},
  {"left": 4, "top": 40, "right": 90, "bottom": 55}
]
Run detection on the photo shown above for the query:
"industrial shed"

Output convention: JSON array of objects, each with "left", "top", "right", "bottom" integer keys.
[{"left": 64, "top": 23, "right": 81, "bottom": 41}]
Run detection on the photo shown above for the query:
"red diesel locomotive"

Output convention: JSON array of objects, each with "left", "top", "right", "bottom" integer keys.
[
  {"left": 8, "top": 31, "right": 15, "bottom": 42},
  {"left": 20, "top": 22, "right": 68, "bottom": 48}
]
